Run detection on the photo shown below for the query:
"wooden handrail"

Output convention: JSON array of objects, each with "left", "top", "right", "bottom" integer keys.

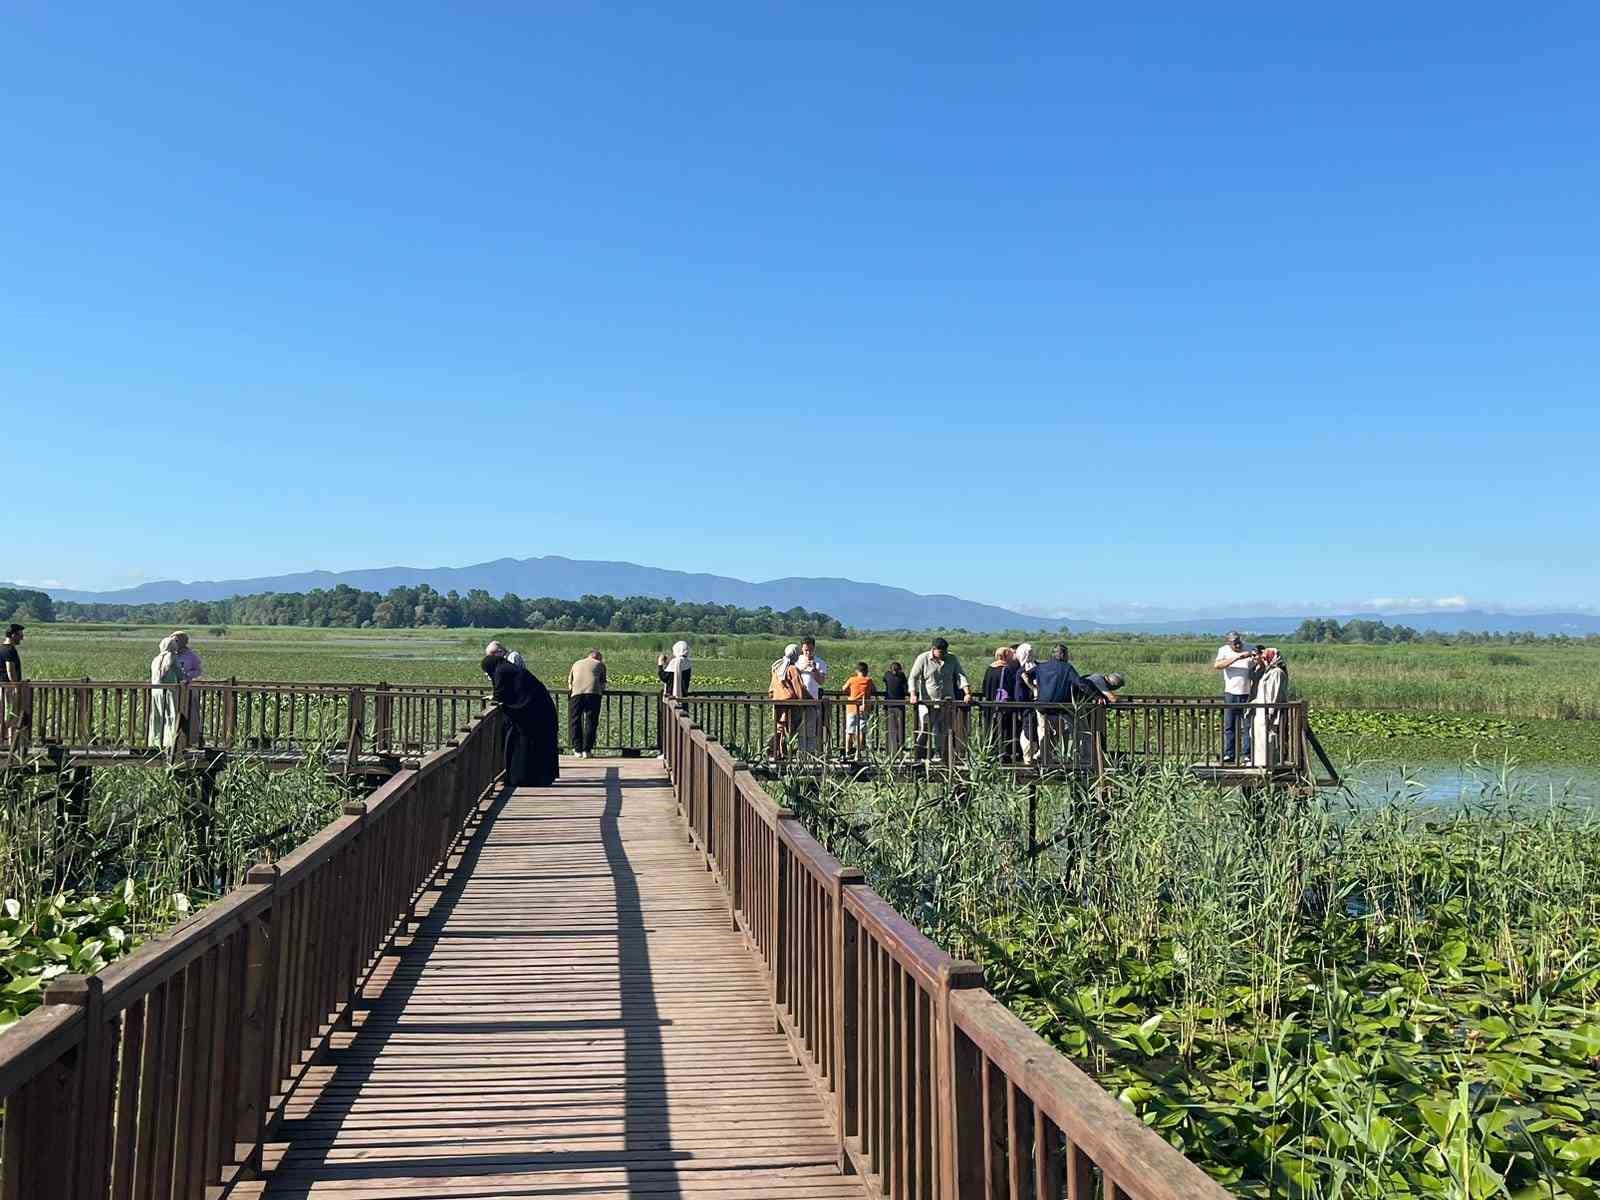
[
  {"left": 0, "top": 702, "right": 507, "bottom": 1199},
  {"left": 659, "top": 696, "right": 1236, "bottom": 1200}
]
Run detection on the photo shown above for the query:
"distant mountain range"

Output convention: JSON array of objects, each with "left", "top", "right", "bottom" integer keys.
[{"left": 12, "top": 555, "right": 1599, "bottom": 636}]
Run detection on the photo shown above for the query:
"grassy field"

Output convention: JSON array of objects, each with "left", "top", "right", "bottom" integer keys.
[{"left": 19, "top": 624, "right": 1600, "bottom": 764}]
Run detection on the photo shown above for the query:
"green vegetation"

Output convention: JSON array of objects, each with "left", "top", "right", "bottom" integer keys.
[
  {"left": 0, "top": 751, "right": 353, "bottom": 1026},
  {"left": 780, "top": 759, "right": 1600, "bottom": 1197}
]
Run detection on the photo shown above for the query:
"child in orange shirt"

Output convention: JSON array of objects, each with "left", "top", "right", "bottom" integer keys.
[{"left": 844, "top": 662, "right": 876, "bottom": 757}]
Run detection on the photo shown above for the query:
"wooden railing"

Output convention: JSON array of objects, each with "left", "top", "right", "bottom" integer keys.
[
  {"left": 681, "top": 693, "right": 1314, "bottom": 780},
  {"left": 2, "top": 681, "right": 667, "bottom": 761},
  {"left": 0, "top": 703, "right": 505, "bottom": 1199},
  {"left": 661, "top": 698, "right": 1234, "bottom": 1200}
]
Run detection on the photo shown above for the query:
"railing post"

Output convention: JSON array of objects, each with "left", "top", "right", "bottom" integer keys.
[
  {"left": 938, "top": 960, "right": 987, "bottom": 1200},
  {"left": 76, "top": 679, "right": 92, "bottom": 746},
  {"left": 374, "top": 683, "right": 393, "bottom": 754},
  {"left": 346, "top": 686, "right": 365, "bottom": 772},
  {"left": 223, "top": 678, "right": 239, "bottom": 748},
  {"left": 832, "top": 868, "right": 867, "bottom": 1174},
  {"left": 0, "top": 1012, "right": 82, "bottom": 1200},
  {"left": 39, "top": 973, "right": 114, "bottom": 1200},
  {"left": 237, "top": 864, "right": 281, "bottom": 1173}
]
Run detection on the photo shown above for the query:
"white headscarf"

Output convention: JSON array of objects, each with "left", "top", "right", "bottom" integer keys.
[
  {"left": 1015, "top": 643, "right": 1037, "bottom": 670},
  {"left": 771, "top": 644, "right": 799, "bottom": 675},
  {"left": 151, "top": 636, "right": 179, "bottom": 684},
  {"left": 668, "top": 641, "right": 691, "bottom": 672}
]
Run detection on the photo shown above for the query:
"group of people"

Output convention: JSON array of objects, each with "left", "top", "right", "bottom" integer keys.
[
  {"left": 5, "top": 623, "right": 1292, "bottom": 774},
  {"left": 1213, "top": 631, "right": 1290, "bottom": 765},
  {"left": 766, "top": 636, "right": 1118, "bottom": 764}
]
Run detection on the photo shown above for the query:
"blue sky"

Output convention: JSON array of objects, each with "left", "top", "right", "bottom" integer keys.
[{"left": 4, "top": 4, "right": 1596, "bottom": 618}]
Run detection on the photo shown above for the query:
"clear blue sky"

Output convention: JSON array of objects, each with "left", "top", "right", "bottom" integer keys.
[{"left": 5, "top": 4, "right": 1596, "bottom": 617}]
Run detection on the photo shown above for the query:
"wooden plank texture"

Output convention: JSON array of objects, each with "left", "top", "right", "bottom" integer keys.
[{"left": 261, "top": 759, "right": 864, "bottom": 1200}]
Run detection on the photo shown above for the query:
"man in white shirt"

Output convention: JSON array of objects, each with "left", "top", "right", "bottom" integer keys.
[
  {"left": 1213, "top": 632, "right": 1258, "bottom": 763},
  {"left": 794, "top": 636, "right": 829, "bottom": 754}
]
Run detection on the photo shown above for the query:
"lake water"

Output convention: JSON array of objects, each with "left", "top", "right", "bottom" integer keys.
[{"left": 1341, "top": 759, "right": 1600, "bottom": 808}]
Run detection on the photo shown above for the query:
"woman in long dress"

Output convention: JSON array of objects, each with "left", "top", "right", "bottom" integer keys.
[
  {"left": 148, "top": 636, "right": 183, "bottom": 751},
  {"left": 1252, "top": 649, "right": 1289, "bottom": 767},
  {"left": 482, "top": 654, "right": 560, "bottom": 787}
]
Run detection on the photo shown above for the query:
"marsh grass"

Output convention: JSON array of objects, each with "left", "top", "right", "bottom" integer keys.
[
  {"left": 778, "top": 747, "right": 1600, "bottom": 1197},
  {"left": 0, "top": 743, "right": 353, "bottom": 1023}
]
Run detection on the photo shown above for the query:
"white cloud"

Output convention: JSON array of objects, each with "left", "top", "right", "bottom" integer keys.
[
  {"left": 12, "top": 578, "right": 68, "bottom": 590},
  {"left": 1433, "top": 595, "right": 1470, "bottom": 610}
]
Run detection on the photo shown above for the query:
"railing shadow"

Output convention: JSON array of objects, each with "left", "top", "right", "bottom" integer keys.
[
  {"left": 602, "top": 763, "right": 685, "bottom": 1200},
  {"left": 261, "top": 782, "right": 513, "bottom": 1195}
]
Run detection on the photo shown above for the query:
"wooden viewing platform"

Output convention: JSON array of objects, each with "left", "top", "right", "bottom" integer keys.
[{"left": 248, "top": 760, "right": 861, "bottom": 1200}]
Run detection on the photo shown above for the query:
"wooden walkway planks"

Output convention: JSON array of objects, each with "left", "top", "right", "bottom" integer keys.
[{"left": 250, "top": 759, "right": 863, "bottom": 1200}]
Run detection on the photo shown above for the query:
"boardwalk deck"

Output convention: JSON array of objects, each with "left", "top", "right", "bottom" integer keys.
[{"left": 247, "top": 758, "right": 866, "bottom": 1200}]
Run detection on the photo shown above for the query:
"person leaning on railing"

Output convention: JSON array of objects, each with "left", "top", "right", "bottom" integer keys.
[
  {"left": 1032, "top": 643, "right": 1106, "bottom": 768},
  {"left": 907, "top": 637, "right": 969, "bottom": 761},
  {"left": 567, "top": 648, "right": 607, "bottom": 759}
]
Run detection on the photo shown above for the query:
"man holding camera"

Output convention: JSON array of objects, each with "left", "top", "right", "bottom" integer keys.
[{"left": 1213, "top": 631, "right": 1257, "bottom": 763}]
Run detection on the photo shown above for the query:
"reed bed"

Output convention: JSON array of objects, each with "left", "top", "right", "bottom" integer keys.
[
  {"left": 778, "top": 752, "right": 1600, "bottom": 1198},
  {"left": 0, "top": 748, "right": 352, "bottom": 1024}
]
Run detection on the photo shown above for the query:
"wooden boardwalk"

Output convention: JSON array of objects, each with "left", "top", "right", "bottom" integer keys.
[{"left": 248, "top": 759, "right": 865, "bottom": 1200}]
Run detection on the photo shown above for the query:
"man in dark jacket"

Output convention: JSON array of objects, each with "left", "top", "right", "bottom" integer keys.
[{"left": 1031, "top": 644, "right": 1105, "bottom": 768}]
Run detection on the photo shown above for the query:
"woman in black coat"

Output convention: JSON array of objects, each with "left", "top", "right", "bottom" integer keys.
[{"left": 482, "top": 654, "right": 560, "bottom": 787}]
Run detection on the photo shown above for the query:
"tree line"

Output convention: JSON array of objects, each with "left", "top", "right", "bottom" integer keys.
[
  {"left": 1291, "top": 617, "right": 1595, "bottom": 645},
  {"left": 48, "top": 585, "right": 848, "bottom": 636},
  {"left": 0, "top": 588, "right": 55, "bottom": 623}
]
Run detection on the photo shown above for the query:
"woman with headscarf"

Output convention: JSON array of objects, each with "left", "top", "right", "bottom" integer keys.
[
  {"left": 1252, "top": 648, "right": 1289, "bottom": 767},
  {"left": 148, "top": 636, "right": 183, "bottom": 751},
  {"left": 664, "top": 640, "right": 692, "bottom": 699},
  {"left": 1013, "top": 643, "right": 1043, "bottom": 765},
  {"left": 171, "top": 631, "right": 204, "bottom": 747},
  {"left": 482, "top": 653, "right": 560, "bottom": 787},
  {"left": 980, "top": 647, "right": 1022, "bottom": 762},
  {"left": 767, "top": 644, "right": 806, "bottom": 759}
]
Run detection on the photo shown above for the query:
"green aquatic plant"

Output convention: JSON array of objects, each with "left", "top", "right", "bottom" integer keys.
[{"left": 776, "top": 763, "right": 1600, "bottom": 1198}]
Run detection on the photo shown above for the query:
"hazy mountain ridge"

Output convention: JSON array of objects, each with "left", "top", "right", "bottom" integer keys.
[{"left": 11, "top": 556, "right": 1599, "bottom": 635}]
